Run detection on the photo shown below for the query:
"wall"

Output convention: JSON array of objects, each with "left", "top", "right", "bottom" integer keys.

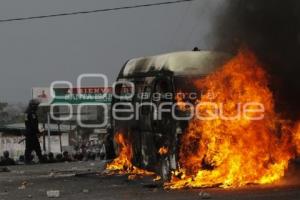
[{"left": 0, "top": 132, "right": 69, "bottom": 159}]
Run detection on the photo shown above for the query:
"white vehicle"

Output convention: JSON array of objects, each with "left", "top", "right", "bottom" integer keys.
[{"left": 110, "top": 50, "right": 231, "bottom": 180}]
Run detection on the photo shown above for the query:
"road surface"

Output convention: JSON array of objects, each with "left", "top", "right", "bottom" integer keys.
[{"left": 0, "top": 161, "right": 300, "bottom": 200}]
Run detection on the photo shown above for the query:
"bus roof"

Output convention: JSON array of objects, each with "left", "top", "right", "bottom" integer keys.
[{"left": 121, "top": 51, "right": 231, "bottom": 77}]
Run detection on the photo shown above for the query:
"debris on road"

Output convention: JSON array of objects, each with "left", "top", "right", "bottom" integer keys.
[
  {"left": 18, "top": 185, "right": 26, "bottom": 190},
  {"left": 46, "top": 190, "right": 60, "bottom": 198},
  {"left": 82, "top": 189, "right": 89, "bottom": 193},
  {"left": 199, "top": 191, "right": 211, "bottom": 199},
  {"left": 0, "top": 167, "right": 10, "bottom": 172},
  {"left": 48, "top": 172, "right": 55, "bottom": 177},
  {"left": 18, "top": 181, "right": 29, "bottom": 190}
]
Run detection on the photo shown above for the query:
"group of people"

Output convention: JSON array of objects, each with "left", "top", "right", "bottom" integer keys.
[
  {"left": 0, "top": 150, "right": 101, "bottom": 166},
  {"left": 33, "top": 150, "right": 100, "bottom": 163},
  {"left": 0, "top": 99, "right": 106, "bottom": 166}
]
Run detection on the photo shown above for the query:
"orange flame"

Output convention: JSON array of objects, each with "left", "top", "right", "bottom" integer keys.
[
  {"left": 293, "top": 122, "right": 300, "bottom": 155},
  {"left": 158, "top": 147, "right": 169, "bottom": 155},
  {"left": 106, "top": 132, "right": 154, "bottom": 178},
  {"left": 153, "top": 175, "right": 162, "bottom": 181},
  {"left": 106, "top": 133, "right": 133, "bottom": 173},
  {"left": 166, "top": 49, "right": 296, "bottom": 189},
  {"left": 175, "top": 92, "right": 188, "bottom": 111},
  {"left": 107, "top": 49, "right": 300, "bottom": 189}
]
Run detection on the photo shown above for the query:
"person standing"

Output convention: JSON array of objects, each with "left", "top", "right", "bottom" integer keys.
[{"left": 24, "top": 99, "right": 44, "bottom": 164}]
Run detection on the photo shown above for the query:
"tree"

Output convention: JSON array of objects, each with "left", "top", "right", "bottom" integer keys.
[{"left": 0, "top": 102, "right": 26, "bottom": 124}]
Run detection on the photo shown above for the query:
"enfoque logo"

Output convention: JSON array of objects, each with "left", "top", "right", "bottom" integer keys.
[{"left": 49, "top": 73, "right": 265, "bottom": 128}]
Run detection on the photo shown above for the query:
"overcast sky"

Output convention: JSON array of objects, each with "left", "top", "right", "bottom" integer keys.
[{"left": 0, "top": 0, "right": 224, "bottom": 103}]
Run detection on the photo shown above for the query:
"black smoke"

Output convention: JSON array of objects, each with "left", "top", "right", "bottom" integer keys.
[{"left": 213, "top": 0, "right": 300, "bottom": 119}]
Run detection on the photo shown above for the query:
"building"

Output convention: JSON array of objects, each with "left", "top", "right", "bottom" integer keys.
[{"left": 0, "top": 123, "right": 76, "bottom": 159}]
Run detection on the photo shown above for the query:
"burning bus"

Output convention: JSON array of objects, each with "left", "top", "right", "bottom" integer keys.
[
  {"left": 109, "top": 50, "right": 231, "bottom": 180},
  {"left": 107, "top": 48, "right": 300, "bottom": 189}
]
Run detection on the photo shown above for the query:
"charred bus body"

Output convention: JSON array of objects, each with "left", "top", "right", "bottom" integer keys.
[{"left": 110, "top": 51, "right": 230, "bottom": 180}]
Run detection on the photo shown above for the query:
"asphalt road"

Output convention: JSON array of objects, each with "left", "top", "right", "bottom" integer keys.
[{"left": 0, "top": 161, "right": 300, "bottom": 200}]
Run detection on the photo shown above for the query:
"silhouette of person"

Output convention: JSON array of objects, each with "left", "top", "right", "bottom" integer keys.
[
  {"left": 24, "top": 99, "right": 44, "bottom": 164},
  {"left": 0, "top": 151, "right": 15, "bottom": 166}
]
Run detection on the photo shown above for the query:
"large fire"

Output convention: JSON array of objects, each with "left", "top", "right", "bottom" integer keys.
[
  {"left": 166, "top": 49, "right": 297, "bottom": 189},
  {"left": 107, "top": 49, "right": 300, "bottom": 189}
]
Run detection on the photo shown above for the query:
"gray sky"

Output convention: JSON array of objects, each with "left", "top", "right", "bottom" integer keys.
[{"left": 0, "top": 0, "right": 224, "bottom": 103}]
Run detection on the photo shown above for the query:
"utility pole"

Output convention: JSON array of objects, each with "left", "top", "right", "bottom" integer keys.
[{"left": 47, "top": 112, "right": 51, "bottom": 153}]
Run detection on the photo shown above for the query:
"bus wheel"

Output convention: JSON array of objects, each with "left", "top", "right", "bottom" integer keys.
[
  {"left": 160, "top": 157, "right": 171, "bottom": 181},
  {"left": 105, "top": 138, "right": 116, "bottom": 160}
]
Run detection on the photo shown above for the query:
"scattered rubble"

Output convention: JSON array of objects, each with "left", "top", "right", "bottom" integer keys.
[
  {"left": 199, "top": 191, "right": 211, "bottom": 199},
  {"left": 0, "top": 167, "right": 10, "bottom": 172},
  {"left": 46, "top": 190, "right": 60, "bottom": 198},
  {"left": 18, "top": 181, "right": 29, "bottom": 190},
  {"left": 18, "top": 185, "right": 26, "bottom": 190},
  {"left": 48, "top": 172, "right": 55, "bottom": 177},
  {"left": 82, "top": 189, "right": 89, "bottom": 193}
]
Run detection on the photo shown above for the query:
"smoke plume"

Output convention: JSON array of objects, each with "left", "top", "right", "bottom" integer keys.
[{"left": 213, "top": 0, "right": 300, "bottom": 119}]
